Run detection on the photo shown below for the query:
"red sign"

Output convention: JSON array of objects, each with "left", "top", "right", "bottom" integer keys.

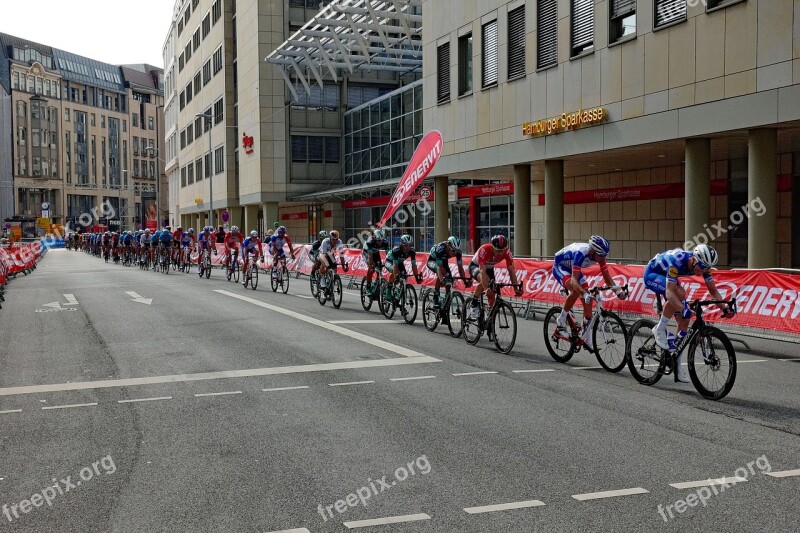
[
  {"left": 281, "top": 212, "right": 308, "bottom": 221},
  {"left": 145, "top": 221, "right": 157, "bottom": 230},
  {"left": 458, "top": 182, "right": 514, "bottom": 198},
  {"left": 376, "top": 130, "right": 443, "bottom": 228},
  {"left": 242, "top": 132, "right": 254, "bottom": 155}
]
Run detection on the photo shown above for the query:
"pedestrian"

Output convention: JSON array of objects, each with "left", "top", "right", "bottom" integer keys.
[{"left": 215, "top": 225, "right": 226, "bottom": 244}]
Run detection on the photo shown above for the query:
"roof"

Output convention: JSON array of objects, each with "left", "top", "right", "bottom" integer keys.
[
  {"left": 292, "top": 177, "right": 402, "bottom": 202},
  {"left": 266, "top": 0, "right": 422, "bottom": 101}
]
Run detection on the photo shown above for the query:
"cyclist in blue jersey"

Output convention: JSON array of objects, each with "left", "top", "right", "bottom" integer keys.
[
  {"left": 241, "top": 230, "right": 264, "bottom": 284},
  {"left": 552, "top": 236, "right": 626, "bottom": 349},
  {"left": 197, "top": 226, "right": 216, "bottom": 273},
  {"left": 644, "top": 245, "right": 733, "bottom": 382}
]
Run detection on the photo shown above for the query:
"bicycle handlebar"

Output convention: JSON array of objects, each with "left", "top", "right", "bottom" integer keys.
[
  {"left": 589, "top": 284, "right": 629, "bottom": 295},
  {"left": 691, "top": 298, "right": 737, "bottom": 314}
]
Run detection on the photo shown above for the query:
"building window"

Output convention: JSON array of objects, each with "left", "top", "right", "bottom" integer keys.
[
  {"left": 291, "top": 136, "right": 340, "bottom": 163},
  {"left": 609, "top": 0, "right": 636, "bottom": 43},
  {"left": 706, "top": 0, "right": 742, "bottom": 8},
  {"left": 150, "top": 161, "right": 155, "bottom": 180},
  {"left": 213, "top": 46, "right": 223, "bottom": 74},
  {"left": 179, "top": 53, "right": 185, "bottom": 72},
  {"left": 203, "top": 59, "right": 211, "bottom": 85},
  {"left": 187, "top": 124, "right": 194, "bottom": 144},
  {"left": 180, "top": 91, "right": 186, "bottom": 110},
  {"left": 132, "top": 114, "right": 139, "bottom": 128},
  {"left": 212, "top": 0, "right": 222, "bottom": 25},
  {"left": 193, "top": 28, "right": 200, "bottom": 51},
  {"left": 481, "top": 20, "right": 498, "bottom": 87},
  {"left": 181, "top": 130, "right": 186, "bottom": 149},
  {"left": 194, "top": 72, "right": 202, "bottom": 95},
  {"left": 181, "top": 166, "right": 187, "bottom": 187},
  {"left": 571, "top": 0, "right": 594, "bottom": 56},
  {"left": 436, "top": 42, "right": 450, "bottom": 104},
  {"left": 507, "top": 5, "right": 526, "bottom": 79},
  {"left": 187, "top": 162, "right": 194, "bottom": 184},
  {"left": 202, "top": 13, "right": 211, "bottom": 38},
  {"left": 148, "top": 116, "right": 154, "bottom": 130},
  {"left": 133, "top": 159, "right": 139, "bottom": 177},
  {"left": 185, "top": 42, "right": 192, "bottom": 63},
  {"left": 195, "top": 158, "right": 203, "bottom": 181},
  {"left": 204, "top": 153, "right": 211, "bottom": 178},
  {"left": 654, "top": 0, "right": 686, "bottom": 29},
  {"left": 214, "top": 146, "right": 224, "bottom": 174},
  {"left": 458, "top": 33, "right": 472, "bottom": 96},
  {"left": 64, "top": 108, "right": 70, "bottom": 122},
  {"left": 213, "top": 98, "right": 223, "bottom": 125},
  {"left": 186, "top": 83, "right": 193, "bottom": 104},
  {"left": 537, "top": 0, "right": 558, "bottom": 69}
]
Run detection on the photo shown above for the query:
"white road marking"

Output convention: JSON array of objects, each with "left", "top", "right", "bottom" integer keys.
[
  {"left": 737, "top": 360, "right": 768, "bottom": 364},
  {"left": 262, "top": 386, "right": 310, "bottom": 392},
  {"left": 217, "top": 290, "right": 434, "bottom": 359},
  {"left": 452, "top": 371, "right": 498, "bottom": 376},
  {"left": 572, "top": 487, "right": 649, "bottom": 501},
  {"left": 669, "top": 477, "right": 747, "bottom": 489},
  {"left": 765, "top": 469, "right": 800, "bottom": 478},
  {"left": 512, "top": 369, "right": 556, "bottom": 373},
  {"left": 571, "top": 366, "right": 605, "bottom": 370},
  {"left": 41, "top": 402, "right": 98, "bottom": 411},
  {"left": 390, "top": 375, "right": 436, "bottom": 381},
  {"left": 63, "top": 293, "right": 79, "bottom": 305},
  {"left": 0, "top": 409, "right": 22, "bottom": 414},
  {"left": 779, "top": 358, "right": 800, "bottom": 362},
  {"left": 126, "top": 291, "right": 153, "bottom": 305},
  {"left": 265, "top": 529, "right": 310, "bottom": 533},
  {"left": 117, "top": 396, "right": 173, "bottom": 404},
  {"left": 194, "top": 391, "right": 242, "bottom": 397},
  {"left": 464, "top": 499, "right": 545, "bottom": 514},
  {"left": 344, "top": 513, "right": 431, "bottom": 528},
  {"left": 295, "top": 295, "right": 315, "bottom": 299},
  {"left": 329, "top": 380, "right": 375, "bottom": 387},
  {"left": 329, "top": 320, "right": 403, "bottom": 324},
  {"left": 0, "top": 357, "right": 440, "bottom": 397},
  {"left": 42, "top": 302, "right": 62, "bottom": 309}
]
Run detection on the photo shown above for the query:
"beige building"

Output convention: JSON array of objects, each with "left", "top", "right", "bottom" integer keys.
[{"left": 423, "top": 0, "right": 800, "bottom": 268}]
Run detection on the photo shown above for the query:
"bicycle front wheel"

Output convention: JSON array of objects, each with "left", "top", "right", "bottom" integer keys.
[
  {"left": 251, "top": 265, "right": 259, "bottom": 290},
  {"left": 232, "top": 259, "right": 239, "bottom": 283},
  {"left": 380, "top": 282, "right": 396, "bottom": 319},
  {"left": 421, "top": 290, "right": 440, "bottom": 332},
  {"left": 593, "top": 312, "right": 628, "bottom": 372},
  {"left": 270, "top": 266, "right": 279, "bottom": 292},
  {"left": 447, "top": 292, "right": 466, "bottom": 338},
  {"left": 332, "top": 275, "right": 343, "bottom": 309},
  {"left": 543, "top": 307, "right": 575, "bottom": 363},
  {"left": 360, "top": 277, "right": 374, "bottom": 311},
  {"left": 625, "top": 319, "right": 664, "bottom": 385},
  {"left": 401, "top": 285, "right": 418, "bottom": 325},
  {"left": 492, "top": 301, "right": 517, "bottom": 354},
  {"left": 311, "top": 271, "right": 320, "bottom": 299},
  {"left": 281, "top": 265, "right": 290, "bottom": 294},
  {"left": 688, "top": 326, "right": 737, "bottom": 400},
  {"left": 205, "top": 256, "right": 211, "bottom": 279}
]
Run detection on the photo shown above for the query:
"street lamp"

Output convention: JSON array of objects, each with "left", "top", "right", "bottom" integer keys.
[
  {"left": 196, "top": 112, "right": 213, "bottom": 228},
  {"left": 119, "top": 170, "right": 128, "bottom": 232}
]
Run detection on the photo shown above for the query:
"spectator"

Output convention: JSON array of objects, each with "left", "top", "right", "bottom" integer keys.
[{"left": 215, "top": 225, "right": 226, "bottom": 244}]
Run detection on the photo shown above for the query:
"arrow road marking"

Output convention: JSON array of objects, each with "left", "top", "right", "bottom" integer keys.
[
  {"left": 63, "top": 294, "right": 79, "bottom": 305},
  {"left": 125, "top": 291, "right": 153, "bottom": 305},
  {"left": 42, "top": 302, "right": 62, "bottom": 309}
]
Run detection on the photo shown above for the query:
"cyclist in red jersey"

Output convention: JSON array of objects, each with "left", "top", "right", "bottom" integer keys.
[
  {"left": 467, "top": 235, "right": 523, "bottom": 320},
  {"left": 224, "top": 225, "right": 244, "bottom": 271}
]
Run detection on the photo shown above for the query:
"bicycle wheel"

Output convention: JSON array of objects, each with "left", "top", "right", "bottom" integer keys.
[
  {"left": 421, "top": 290, "right": 441, "bottom": 331},
  {"left": 492, "top": 301, "right": 517, "bottom": 354},
  {"left": 625, "top": 319, "right": 664, "bottom": 385},
  {"left": 543, "top": 307, "right": 576, "bottom": 363},
  {"left": 360, "top": 277, "right": 373, "bottom": 311},
  {"left": 332, "top": 275, "right": 343, "bottom": 309},
  {"left": 401, "top": 285, "right": 418, "bottom": 324},
  {"left": 317, "top": 273, "right": 330, "bottom": 305},
  {"left": 447, "top": 292, "right": 466, "bottom": 338},
  {"left": 380, "top": 281, "right": 396, "bottom": 319},
  {"left": 232, "top": 259, "right": 239, "bottom": 283},
  {"left": 251, "top": 264, "right": 259, "bottom": 290},
  {"left": 270, "top": 266, "right": 279, "bottom": 292},
  {"left": 243, "top": 265, "right": 250, "bottom": 288},
  {"left": 226, "top": 258, "right": 233, "bottom": 281},
  {"left": 281, "top": 265, "right": 290, "bottom": 294},
  {"left": 205, "top": 256, "right": 212, "bottom": 279},
  {"left": 310, "top": 270, "right": 320, "bottom": 298},
  {"left": 688, "top": 326, "right": 737, "bottom": 400},
  {"left": 462, "top": 297, "right": 483, "bottom": 345},
  {"left": 593, "top": 312, "right": 628, "bottom": 372}
]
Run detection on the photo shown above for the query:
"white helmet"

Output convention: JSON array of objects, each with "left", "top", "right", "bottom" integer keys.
[
  {"left": 693, "top": 244, "right": 718, "bottom": 269},
  {"left": 400, "top": 234, "right": 413, "bottom": 245},
  {"left": 250, "top": 230, "right": 258, "bottom": 237}
]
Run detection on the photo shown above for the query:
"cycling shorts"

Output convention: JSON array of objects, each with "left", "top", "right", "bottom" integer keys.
[
  {"left": 469, "top": 261, "right": 494, "bottom": 282},
  {"left": 643, "top": 265, "right": 667, "bottom": 295},
  {"left": 552, "top": 266, "right": 586, "bottom": 288}
]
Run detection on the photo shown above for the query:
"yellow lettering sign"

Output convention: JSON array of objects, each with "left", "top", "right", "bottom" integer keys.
[{"left": 522, "top": 107, "right": 607, "bottom": 137}]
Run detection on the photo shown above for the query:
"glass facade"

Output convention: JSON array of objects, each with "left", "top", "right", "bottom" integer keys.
[{"left": 344, "top": 80, "right": 423, "bottom": 186}]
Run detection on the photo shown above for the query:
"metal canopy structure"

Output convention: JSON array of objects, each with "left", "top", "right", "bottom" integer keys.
[
  {"left": 266, "top": 0, "right": 422, "bottom": 101},
  {"left": 292, "top": 177, "right": 402, "bottom": 202}
]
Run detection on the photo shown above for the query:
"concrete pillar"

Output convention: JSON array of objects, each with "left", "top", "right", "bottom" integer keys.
[
  {"left": 748, "top": 129, "right": 777, "bottom": 268},
  {"left": 514, "top": 164, "right": 532, "bottom": 256},
  {"left": 244, "top": 204, "right": 259, "bottom": 233},
  {"left": 434, "top": 175, "right": 449, "bottom": 243},
  {"left": 684, "top": 138, "right": 711, "bottom": 246},
  {"left": 262, "top": 202, "right": 279, "bottom": 231},
  {"left": 544, "top": 160, "right": 564, "bottom": 256}
]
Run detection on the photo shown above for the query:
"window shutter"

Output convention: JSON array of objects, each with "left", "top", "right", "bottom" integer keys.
[
  {"left": 610, "top": 0, "right": 636, "bottom": 18},
  {"left": 437, "top": 43, "right": 450, "bottom": 103},
  {"left": 507, "top": 6, "right": 526, "bottom": 79},
  {"left": 482, "top": 20, "right": 498, "bottom": 87},
  {"left": 537, "top": 0, "right": 558, "bottom": 68},
  {"left": 571, "top": 0, "right": 594, "bottom": 52},
  {"left": 654, "top": 0, "right": 686, "bottom": 28}
]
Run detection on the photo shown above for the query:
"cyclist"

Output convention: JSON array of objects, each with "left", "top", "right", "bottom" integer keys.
[
  {"left": 468, "top": 235, "right": 523, "bottom": 320},
  {"left": 363, "top": 229, "right": 390, "bottom": 295},
  {"left": 197, "top": 226, "right": 216, "bottom": 273},
  {"left": 179, "top": 228, "right": 195, "bottom": 266},
  {"left": 121, "top": 231, "right": 134, "bottom": 262},
  {"left": 158, "top": 226, "right": 173, "bottom": 262},
  {"left": 552, "top": 236, "right": 627, "bottom": 350},
  {"left": 385, "top": 234, "right": 423, "bottom": 288},
  {"left": 241, "top": 230, "right": 263, "bottom": 284},
  {"left": 644, "top": 244, "right": 733, "bottom": 382},
  {"left": 140, "top": 229, "right": 151, "bottom": 264},
  {"left": 224, "top": 225, "right": 244, "bottom": 272},
  {"left": 309, "top": 230, "right": 327, "bottom": 280},
  {"left": 318, "top": 230, "right": 348, "bottom": 286},
  {"left": 427, "top": 236, "right": 472, "bottom": 306},
  {"left": 269, "top": 226, "right": 296, "bottom": 264},
  {"left": 149, "top": 229, "right": 160, "bottom": 264},
  {"left": 171, "top": 226, "right": 184, "bottom": 264}
]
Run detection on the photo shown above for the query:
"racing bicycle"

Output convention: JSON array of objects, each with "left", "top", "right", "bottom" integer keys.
[
  {"left": 421, "top": 275, "right": 470, "bottom": 337},
  {"left": 242, "top": 254, "right": 260, "bottom": 290},
  {"left": 380, "top": 272, "right": 419, "bottom": 324},
  {"left": 317, "top": 264, "right": 345, "bottom": 308},
  {"left": 461, "top": 282, "right": 522, "bottom": 354},
  {"left": 270, "top": 255, "right": 290, "bottom": 294}
]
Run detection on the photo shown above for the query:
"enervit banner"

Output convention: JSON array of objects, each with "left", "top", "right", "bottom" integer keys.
[{"left": 376, "top": 130, "right": 443, "bottom": 228}]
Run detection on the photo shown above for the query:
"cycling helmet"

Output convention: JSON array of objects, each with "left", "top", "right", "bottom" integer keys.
[
  {"left": 165, "top": 225, "right": 171, "bottom": 230},
  {"left": 144, "top": 229, "right": 150, "bottom": 234},
  {"left": 589, "top": 235, "right": 610, "bottom": 256},
  {"left": 373, "top": 229, "right": 385, "bottom": 240},
  {"left": 491, "top": 234, "right": 508, "bottom": 250},
  {"left": 231, "top": 226, "right": 239, "bottom": 233},
  {"left": 693, "top": 244, "right": 718, "bottom": 269},
  {"left": 318, "top": 230, "right": 328, "bottom": 239},
  {"left": 176, "top": 226, "right": 182, "bottom": 231},
  {"left": 250, "top": 230, "right": 258, "bottom": 237},
  {"left": 447, "top": 236, "right": 460, "bottom": 250},
  {"left": 400, "top": 234, "right": 413, "bottom": 246},
  {"left": 330, "top": 230, "right": 340, "bottom": 239},
  {"left": 277, "top": 226, "right": 286, "bottom": 235},
  {"left": 188, "top": 228, "right": 195, "bottom": 234}
]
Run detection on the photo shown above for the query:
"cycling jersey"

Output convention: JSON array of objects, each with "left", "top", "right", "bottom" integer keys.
[
  {"left": 644, "top": 249, "right": 713, "bottom": 295},
  {"left": 224, "top": 231, "right": 244, "bottom": 249},
  {"left": 270, "top": 234, "right": 292, "bottom": 255},
  {"left": 552, "top": 242, "right": 607, "bottom": 286},
  {"left": 363, "top": 237, "right": 389, "bottom": 255},
  {"left": 122, "top": 234, "right": 133, "bottom": 246},
  {"left": 386, "top": 245, "right": 416, "bottom": 264},
  {"left": 149, "top": 234, "right": 159, "bottom": 246},
  {"left": 320, "top": 238, "right": 344, "bottom": 267},
  {"left": 309, "top": 239, "right": 324, "bottom": 257},
  {"left": 429, "top": 241, "right": 463, "bottom": 265},
  {"left": 198, "top": 232, "right": 214, "bottom": 249},
  {"left": 469, "top": 243, "right": 513, "bottom": 281},
  {"left": 180, "top": 232, "right": 194, "bottom": 247},
  {"left": 158, "top": 230, "right": 172, "bottom": 244},
  {"left": 242, "top": 236, "right": 262, "bottom": 257}
]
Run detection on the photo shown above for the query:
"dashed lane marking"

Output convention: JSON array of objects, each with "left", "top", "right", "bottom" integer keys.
[
  {"left": 41, "top": 402, "right": 98, "bottom": 411},
  {"left": 570, "top": 366, "right": 605, "bottom": 370},
  {"left": 765, "top": 469, "right": 800, "bottom": 478},
  {"left": 329, "top": 320, "right": 404, "bottom": 324},
  {"left": 117, "top": 396, "right": 173, "bottom": 404},
  {"left": 295, "top": 295, "right": 315, "bottom": 299},
  {"left": 571, "top": 487, "right": 649, "bottom": 501},
  {"left": 262, "top": 386, "right": 310, "bottom": 392},
  {"left": 464, "top": 499, "right": 546, "bottom": 514},
  {"left": 329, "top": 380, "right": 375, "bottom": 387},
  {"left": 452, "top": 371, "right": 498, "bottom": 377},
  {"left": 669, "top": 477, "right": 747, "bottom": 489},
  {"left": 512, "top": 369, "right": 556, "bottom": 373},
  {"left": 343, "top": 513, "right": 431, "bottom": 528},
  {"left": 0, "top": 409, "right": 22, "bottom": 414},
  {"left": 265, "top": 529, "right": 310, "bottom": 533},
  {"left": 390, "top": 375, "right": 436, "bottom": 381},
  {"left": 194, "top": 391, "right": 243, "bottom": 397}
]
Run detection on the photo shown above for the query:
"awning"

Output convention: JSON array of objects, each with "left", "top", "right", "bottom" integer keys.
[
  {"left": 292, "top": 178, "right": 401, "bottom": 202},
  {"left": 265, "top": 0, "right": 422, "bottom": 101}
]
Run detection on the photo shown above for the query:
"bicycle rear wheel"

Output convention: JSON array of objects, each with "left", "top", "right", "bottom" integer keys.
[
  {"left": 251, "top": 264, "right": 259, "bottom": 290},
  {"left": 232, "top": 259, "right": 239, "bottom": 283},
  {"left": 593, "top": 312, "right": 628, "bottom": 372},
  {"left": 492, "top": 301, "right": 517, "bottom": 354},
  {"left": 281, "top": 265, "right": 290, "bottom": 294},
  {"left": 401, "top": 285, "right": 417, "bottom": 324},
  {"left": 271, "top": 265, "right": 279, "bottom": 292},
  {"left": 205, "top": 256, "right": 211, "bottom": 278},
  {"left": 421, "top": 290, "right": 440, "bottom": 332},
  {"left": 688, "top": 326, "right": 737, "bottom": 400},
  {"left": 543, "top": 307, "right": 575, "bottom": 363},
  {"left": 625, "top": 319, "right": 664, "bottom": 385},
  {"left": 462, "top": 297, "right": 483, "bottom": 345},
  {"left": 447, "top": 292, "right": 466, "bottom": 338},
  {"left": 332, "top": 275, "right": 343, "bottom": 309},
  {"left": 380, "top": 282, "right": 396, "bottom": 319}
]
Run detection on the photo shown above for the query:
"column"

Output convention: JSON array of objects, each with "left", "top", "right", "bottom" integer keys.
[
  {"left": 244, "top": 204, "right": 259, "bottom": 233},
  {"left": 434, "top": 175, "right": 449, "bottom": 243},
  {"left": 513, "top": 164, "right": 532, "bottom": 256},
  {"left": 262, "top": 202, "right": 280, "bottom": 231},
  {"left": 748, "top": 129, "right": 777, "bottom": 268},
  {"left": 684, "top": 138, "right": 711, "bottom": 246},
  {"left": 544, "top": 160, "right": 564, "bottom": 256}
]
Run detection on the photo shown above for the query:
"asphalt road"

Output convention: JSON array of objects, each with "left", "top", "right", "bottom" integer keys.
[{"left": 0, "top": 249, "right": 798, "bottom": 533}]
